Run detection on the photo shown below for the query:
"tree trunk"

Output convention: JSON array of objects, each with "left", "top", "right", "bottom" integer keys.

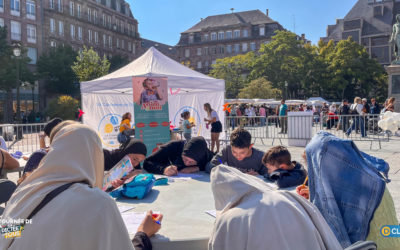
[{"left": 3, "top": 89, "right": 14, "bottom": 123}]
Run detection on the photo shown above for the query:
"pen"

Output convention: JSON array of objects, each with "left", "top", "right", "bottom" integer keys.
[
  {"left": 302, "top": 176, "right": 308, "bottom": 188},
  {"left": 152, "top": 214, "right": 161, "bottom": 225}
]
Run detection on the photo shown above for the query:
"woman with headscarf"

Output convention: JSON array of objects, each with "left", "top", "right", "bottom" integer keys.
[
  {"left": 0, "top": 123, "right": 162, "bottom": 250},
  {"left": 143, "top": 137, "right": 213, "bottom": 176}
]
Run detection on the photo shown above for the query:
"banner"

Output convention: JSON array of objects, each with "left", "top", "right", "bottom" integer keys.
[{"left": 133, "top": 77, "right": 169, "bottom": 155}]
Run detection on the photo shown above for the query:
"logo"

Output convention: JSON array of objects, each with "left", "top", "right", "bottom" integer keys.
[
  {"left": 1, "top": 219, "right": 32, "bottom": 239},
  {"left": 380, "top": 225, "right": 400, "bottom": 237},
  {"left": 98, "top": 114, "right": 122, "bottom": 148}
]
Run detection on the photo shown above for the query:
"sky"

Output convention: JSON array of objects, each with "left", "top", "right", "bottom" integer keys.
[{"left": 128, "top": 0, "right": 359, "bottom": 46}]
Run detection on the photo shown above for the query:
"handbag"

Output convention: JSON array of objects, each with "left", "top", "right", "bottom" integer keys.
[{"left": 110, "top": 174, "right": 155, "bottom": 199}]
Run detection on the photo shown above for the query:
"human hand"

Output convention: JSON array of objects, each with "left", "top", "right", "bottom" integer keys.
[
  {"left": 296, "top": 185, "right": 309, "bottom": 200},
  {"left": 179, "top": 166, "right": 199, "bottom": 174},
  {"left": 137, "top": 210, "right": 163, "bottom": 237},
  {"left": 125, "top": 169, "right": 142, "bottom": 179},
  {"left": 246, "top": 170, "right": 258, "bottom": 176},
  {"left": 111, "top": 178, "right": 125, "bottom": 189},
  {"left": 163, "top": 165, "right": 178, "bottom": 176}
]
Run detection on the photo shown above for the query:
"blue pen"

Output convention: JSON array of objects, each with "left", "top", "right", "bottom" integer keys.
[{"left": 152, "top": 214, "right": 161, "bottom": 225}]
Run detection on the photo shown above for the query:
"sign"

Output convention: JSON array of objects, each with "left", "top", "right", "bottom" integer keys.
[{"left": 133, "top": 77, "right": 169, "bottom": 155}]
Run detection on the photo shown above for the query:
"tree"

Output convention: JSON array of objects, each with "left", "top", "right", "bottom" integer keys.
[
  {"left": 238, "top": 77, "right": 282, "bottom": 99},
  {"left": 37, "top": 45, "right": 79, "bottom": 96},
  {"left": 209, "top": 53, "right": 254, "bottom": 98},
  {"left": 109, "top": 54, "right": 129, "bottom": 72},
  {"left": 72, "top": 46, "right": 110, "bottom": 82},
  {"left": 46, "top": 95, "right": 79, "bottom": 120}
]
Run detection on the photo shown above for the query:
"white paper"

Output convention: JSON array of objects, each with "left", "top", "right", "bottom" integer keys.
[
  {"left": 206, "top": 210, "right": 217, "bottom": 218},
  {"left": 121, "top": 212, "right": 147, "bottom": 234},
  {"left": 117, "top": 205, "right": 135, "bottom": 213}
]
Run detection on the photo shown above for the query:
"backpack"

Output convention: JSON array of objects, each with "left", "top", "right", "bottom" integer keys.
[
  {"left": 109, "top": 174, "right": 155, "bottom": 199},
  {"left": 350, "top": 104, "right": 359, "bottom": 115}
]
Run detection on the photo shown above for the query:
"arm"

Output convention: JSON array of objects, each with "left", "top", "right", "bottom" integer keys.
[
  {"left": 155, "top": 89, "right": 162, "bottom": 100},
  {"left": 1, "top": 149, "right": 20, "bottom": 170},
  {"left": 269, "top": 169, "right": 307, "bottom": 189},
  {"left": 132, "top": 232, "right": 153, "bottom": 250},
  {"left": 39, "top": 132, "right": 46, "bottom": 149},
  {"left": 206, "top": 149, "right": 227, "bottom": 173},
  {"left": 143, "top": 142, "right": 181, "bottom": 174}
]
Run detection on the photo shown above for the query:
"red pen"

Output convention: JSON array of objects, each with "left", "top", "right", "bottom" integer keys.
[{"left": 152, "top": 214, "right": 161, "bottom": 225}]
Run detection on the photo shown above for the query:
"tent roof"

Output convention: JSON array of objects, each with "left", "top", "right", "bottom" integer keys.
[{"left": 81, "top": 47, "right": 224, "bottom": 93}]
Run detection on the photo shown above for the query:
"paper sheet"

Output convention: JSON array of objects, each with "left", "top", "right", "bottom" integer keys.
[
  {"left": 206, "top": 210, "right": 217, "bottom": 218},
  {"left": 117, "top": 205, "right": 135, "bottom": 213},
  {"left": 121, "top": 212, "right": 147, "bottom": 234}
]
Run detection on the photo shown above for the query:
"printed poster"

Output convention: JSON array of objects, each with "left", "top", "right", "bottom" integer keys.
[{"left": 133, "top": 77, "right": 170, "bottom": 155}]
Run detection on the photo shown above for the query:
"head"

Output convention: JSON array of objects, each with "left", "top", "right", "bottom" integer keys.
[
  {"left": 181, "top": 137, "right": 210, "bottom": 167},
  {"left": 343, "top": 99, "right": 348, "bottom": 105},
  {"left": 388, "top": 97, "right": 395, "bottom": 104},
  {"left": 230, "top": 128, "right": 253, "bottom": 161},
  {"left": 204, "top": 103, "right": 212, "bottom": 114},
  {"left": 50, "top": 120, "right": 80, "bottom": 143},
  {"left": 371, "top": 98, "right": 376, "bottom": 104},
  {"left": 142, "top": 78, "right": 154, "bottom": 90},
  {"left": 119, "top": 139, "right": 147, "bottom": 167},
  {"left": 362, "top": 98, "right": 367, "bottom": 104},
  {"left": 43, "top": 118, "right": 63, "bottom": 137},
  {"left": 354, "top": 97, "right": 361, "bottom": 104},
  {"left": 281, "top": 99, "right": 285, "bottom": 105},
  {"left": 181, "top": 111, "right": 190, "bottom": 120},
  {"left": 122, "top": 112, "right": 131, "bottom": 121},
  {"left": 262, "top": 146, "right": 293, "bottom": 173}
]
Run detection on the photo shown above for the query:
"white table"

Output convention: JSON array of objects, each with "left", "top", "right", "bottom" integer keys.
[{"left": 116, "top": 172, "right": 215, "bottom": 250}]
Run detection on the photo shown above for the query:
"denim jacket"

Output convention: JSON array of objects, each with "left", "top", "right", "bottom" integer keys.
[{"left": 306, "top": 131, "right": 390, "bottom": 248}]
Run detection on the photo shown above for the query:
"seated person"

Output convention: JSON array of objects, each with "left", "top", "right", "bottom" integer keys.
[
  {"left": 0, "top": 136, "right": 7, "bottom": 151},
  {"left": 39, "top": 117, "right": 63, "bottom": 149},
  {"left": 206, "top": 128, "right": 265, "bottom": 176},
  {"left": 262, "top": 146, "right": 307, "bottom": 188},
  {"left": 208, "top": 165, "right": 342, "bottom": 250},
  {"left": 0, "top": 148, "right": 20, "bottom": 178},
  {"left": 143, "top": 137, "right": 213, "bottom": 176}
]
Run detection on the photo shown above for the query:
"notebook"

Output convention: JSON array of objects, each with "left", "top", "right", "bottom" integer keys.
[{"left": 102, "top": 156, "right": 134, "bottom": 191}]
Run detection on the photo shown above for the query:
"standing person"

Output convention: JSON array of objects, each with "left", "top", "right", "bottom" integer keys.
[
  {"left": 181, "top": 111, "right": 195, "bottom": 141},
  {"left": 204, "top": 103, "right": 222, "bottom": 153},
  {"left": 370, "top": 98, "right": 381, "bottom": 115},
  {"left": 275, "top": 105, "right": 280, "bottom": 128},
  {"left": 362, "top": 98, "right": 370, "bottom": 114},
  {"left": 384, "top": 97, "right": 396, "bottom": 112},
  {"left": 346, "top": 97, "right": 366, "bottom": 137},
  {"left": 230, "top": 105, "right": 237, "bottom": 130},
  {"left": 338, "top": 100, "right": 350, "bottom": 132},
  {"left": 118, "top": 112, "right": 134, "bottom": 144},
  {"left": 329, "top": 103, "right": 337, "bottom": 114},
  {"left": 259, "top": 105, "right": 266, "bottom": 126},
  {"left": 279, "top": 99, "right": 288, "bottom": 134}
]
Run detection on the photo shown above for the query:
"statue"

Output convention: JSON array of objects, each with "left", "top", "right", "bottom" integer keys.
[{"left": 390, "top": 14, "right": 400, "bottom": 64}]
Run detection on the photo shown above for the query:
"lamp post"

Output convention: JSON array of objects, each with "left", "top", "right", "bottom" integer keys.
[
  {"left": 13, "top": 43, "right": 21, "bottom": 124},
  {"left": 284, "top": 81, "right": 288, "bottom": 100}
]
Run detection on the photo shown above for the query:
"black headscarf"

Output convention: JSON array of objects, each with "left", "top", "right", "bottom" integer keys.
[
  {"left": 103, "top": 139, "right": 147, "bottom": 171},
  {"left": 181, "top": 137, "right": 214, "bottom": 168},
  {"left": 43, "top": 118, "right": 63, "bottom": 136}
]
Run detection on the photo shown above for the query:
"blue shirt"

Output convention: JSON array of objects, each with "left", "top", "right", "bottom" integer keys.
[
  {"left": 182, "top": 120, "right": 191, "bottom": 134},
  {"left": 279, "top": 104, "right": 287, "bottom": 116}
]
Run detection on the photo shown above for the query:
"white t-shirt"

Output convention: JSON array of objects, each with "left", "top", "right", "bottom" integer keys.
[
  {"left": 210, "top": 110, "right": 220, "bottom": 122},
  {"left": 350, "top": 103, "right": 364, "bottom": 115}
]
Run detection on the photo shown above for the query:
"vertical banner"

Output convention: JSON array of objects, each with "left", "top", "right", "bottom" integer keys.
[{"left": 133, "top": 77, "right": 169, "bottom": 155}]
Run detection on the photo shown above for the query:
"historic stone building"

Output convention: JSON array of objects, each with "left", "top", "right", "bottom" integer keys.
[
  {"left": 321, "top": 0, "right": 400, "bottom": 66},
  {"left": 176, "top": 9, "right": 288, "bottom": 74}
]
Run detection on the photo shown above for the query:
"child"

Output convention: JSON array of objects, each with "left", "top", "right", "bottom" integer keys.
[
  {"left": 140, "top": 78, "right": 162, "bottom": 105},
  {"left": 118, "top": 112, "right": 134, "bottom": 144},
  {"left": 181, "top": 111, "right": 195, "bottom": 141},
  {"left": 262, "top": 146, "right": 307, "bottom": 188}
]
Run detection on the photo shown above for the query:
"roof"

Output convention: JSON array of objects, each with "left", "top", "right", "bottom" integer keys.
[
  {"left": 183, "top": 10, "right": 276, "bottom": 33},
  {"left": 140, "top": 38, "right": 177, "bottom": 59}
]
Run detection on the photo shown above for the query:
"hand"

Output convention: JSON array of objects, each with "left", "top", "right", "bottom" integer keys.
[
  {"left": 296, "top": 185, "right": 310, "bottom": 200},
  {"left": 137, "top": 210, "right": 163, "bottom": 237},
  {"left": 246, "top": 170, "right": 258, "bottom": 176},
  {"left": 39, "top": 132, "right": 46, "bottom": 139},
  {"left": 111, "top": 178, "right": 125, "bottom": 189},
  {"left": 125, "top": 169, "right": 142, "bottom": 179},
  {"left": 179, "top": 166, "right": 199, "bottom": 174},
  {"left": 204, "top": 118, "right": 208, "bottom": 122},
  {"left": 163, "top": 165, "right": 178, "bottom": 176}
]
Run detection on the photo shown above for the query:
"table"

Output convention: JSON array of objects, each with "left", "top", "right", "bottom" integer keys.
[{"left": 116, "top": 172, "right": 215, "bottom": 250}]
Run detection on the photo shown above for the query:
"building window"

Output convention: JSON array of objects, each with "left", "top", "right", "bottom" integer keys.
[
  {"left": 102, "top": 14, "right": 106, "bottom": 26},
  {"left": 197, "top": 61, "right": 202, "bottom": 69},
  {"left": 218, "top": 31, "right": 224, "bottom": 40},
  {"left": 57, "top": 0, "right": 62, "bottom": 12},
  {"left": 27, "top": 47, "right": 37, "bottom": 64},
  {"left": 106, "top": 0, "right": 110, "bottom": 7},
  {"left": 197, "top": 48, "right": 201, "bottom": 56},
  {"left": 116, "top": 38, "right": 119, "bottom": 48},
  {"left": 121, "top": 39, "right": 124, "bottom": 50},
  {"left": 49, "top": 0, "right": 54, "bottom": 9},
  {"left": 69, "top": 1, "right": 74, "bottom": 16},
  {"left": 78, "top": 26, "right": 82, "bottom": 40},
  {"left": 242, "top": 43, "right": 248, "bottom": 52},
  {"left": 259, "top": 27, "right": 265, "bottom": 36},
  {"left": 189, "top": 35, "right": 194, "bottom": 44},
  {"left": 226, "top": 44, "right": 232, "bottom": 53},
  {"left": 77, "top": 4, "right": 81, "bottom": 18},
  {"left": 26, "top": 0, "right": 35, "bottom": 19},
  {"left": 50, "top": 40, "right": 56, "bottom": 47},
  {"left": 58, "top": 20, "right": 64, "bottom": 36},
  {"left": 116, "top": 1, "right": 120, "bottom": 11},
  {"left": 204, "top": 34, "right": 209, "bottom": 41},
  {"left": 132, "top": 43, "right": 135, "bottom": 54},
  {"left": 50, "top": 18, "right": 55, "bottom": 33},
  {"left": 103, "top": 34, "right": 106, "bottom": 47},
  {"left": 108, "top": 16, "right": 111, "bottom": 29},
  {"left": 250, "top": 42, "right": 256, "bottom": 51},
  {"left": 94, "top": 31, "right": 98, "bottom": 44},
  {"left": 218, "top": 45, "right": 224, "bottom": 54},
  {"left": 27, "top": 24, "right": 36, "bottom": 43},
  {"left": 108, "top": 36, "right": 112, "bottom": 48},
  {"left": 128, "top": 41, "right": 132, "bottom": 51},
  {"left": 204, "top": 47, "right": 208, "bottom": 55},
  {"left": 93, "top": 11, "right": 97, "bottom": 23},
  {"left": 11, "top": 21, "right": 21, "bottom": 40},
  {"left": 70, "top": 24, "right": 75, "bottom": 39},
  {"left": 10, "top": 0, "right": 20, "bottom": 16},
  {"left": 226, "top": 31, "right": 232, "bottom": 39},
  {"left": 88, "top": 29, "right": 92, "bottom": 43},
  {"left": 185, "top": 48, "right": 190, "bottom": 57},
  {"left": 243, "top": 30, "right": 248, "bottom": 38},
  {"left": 234, "top": 30, "right": 240, "bottom": 38},
  {"left": 116, "top": 19, "right": 119, "bottom": 31},
  {"left": 212, "top": 60, "right": 216, "bottom": 65},
  {"left": 211, "top": 46, "right": 216, "bottom": 55},
  {"left": 205, "top": 61, "right": 209, "bottom": 68},
  {"left": 0, "top": 18, "right": 4, "bottom": 27},
  {"left": 211, "top": 32, "right": 217, "bottom": 41},
  {"left": 234, "top": 43, "right": 240, "bottom": 53},
  {"left": 88, "top": 8, "right": 91, "bottom": 21}
]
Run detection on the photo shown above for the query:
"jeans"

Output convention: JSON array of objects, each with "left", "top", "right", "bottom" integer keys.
[
  {"left": 230, "top": 115, "right": 236, "bottom": 130},
  {"left": 279, "top": 117, "right": 287, "bottom": 133},
  {"left": 183, "top": 133, "right": 191, "bottom": 141},
  {"left": 260, "top": 117, "right": 266, "bottom": 126},
  {"left": 346, "top": 116, "right": 366, "bottom": 137}
]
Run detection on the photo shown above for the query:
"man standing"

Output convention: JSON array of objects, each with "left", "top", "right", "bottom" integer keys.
[
  {"left": 339, "top": 99, "right": 350, "bottom": 132},
  {"left": 279, "top": 99, "right": 288, "bottom": 134},
  {"left": 362, "top": 98, "right": 370, "bottom": 114},
  {"left": 370, "top": 98, "right": 381, "bottom": 115}
]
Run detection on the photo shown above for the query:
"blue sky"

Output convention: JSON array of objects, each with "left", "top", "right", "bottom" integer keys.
[{"left": 128, "top": 0, "right": 358, "bottom": 46}]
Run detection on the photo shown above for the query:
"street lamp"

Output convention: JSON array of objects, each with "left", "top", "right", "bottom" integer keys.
[
  {"left": 13, "top": 43, "right": 21, "bottom": 124},
  {"left": 284, "top": 81, "right": 288, "bottom": 100}
]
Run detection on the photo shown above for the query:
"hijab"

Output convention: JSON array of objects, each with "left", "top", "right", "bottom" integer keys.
[
  {"left": 103, "top": 139, "right": 147, "bottom": 171},
  {"left": 181, "top": 136, "right": 213, "bottom": 167},
  {"left": 0, "top": 124, "right": 134, "bottom": 250}
]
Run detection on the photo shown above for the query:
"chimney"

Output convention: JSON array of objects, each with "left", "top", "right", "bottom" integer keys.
[
  {"left": 266, "top": 9, "right": 269, "bottom": 16},
  {"left": 200, "top": 18, "right": 203, "bottom": 21},
  {"left": 301, "top": 34, "right": 305, "bottom": 39}
]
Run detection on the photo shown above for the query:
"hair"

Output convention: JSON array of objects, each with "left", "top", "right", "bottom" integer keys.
[
  {"left": 122, "top": 112, "right": 131, "bottom": 121},
  {"left": 43, "top": 118, "right": 63, "bottom": 137},
  {"left": 230, "top": 128, "right": 252, "bottom": 148},
  {"left": 262, "top": 146, "right": 291, "bottom": 166},
  {"left": 181, "top": 111, "right": 190, "bottom": 119},
  {"left": 204, "top": 103, "right": 212, "bottom": 116},
  {"left": 49, "top": 120, "right": 80, "bottom": 143},
  {"left": 281, "top": 99, "right": 285, "bottom": 103},
  {"left": 388, "top": 97, "right": 395, "bottom": 104},
  {"left": 354, "top": 97, "right": 361, "bottom": 104},
  {"left": 342, "top": 99, "right": 348, "bottom": 103},
  {"left": 142, "top": 78, "right": 152, "bottom": 88}
]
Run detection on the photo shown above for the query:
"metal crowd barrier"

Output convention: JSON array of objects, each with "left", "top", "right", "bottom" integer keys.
[{"left": 0, "top": 123, "right": 48, "bottom": 154}]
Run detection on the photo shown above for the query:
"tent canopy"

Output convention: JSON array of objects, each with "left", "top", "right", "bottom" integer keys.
[{"left": 81, "top": 47, "right": 224, "bottom": 94}]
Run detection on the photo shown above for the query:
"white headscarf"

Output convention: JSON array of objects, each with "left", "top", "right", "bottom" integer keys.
[
  {"left": 209, "top": 165, "right": 342, "bottom": 250},
  {"left": 0, "top": 124, "right": 134, "bottom": 250}
]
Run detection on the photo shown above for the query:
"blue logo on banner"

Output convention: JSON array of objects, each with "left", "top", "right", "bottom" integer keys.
[{"left": 381, "top": 225, "right": 400, "bottom": 237}]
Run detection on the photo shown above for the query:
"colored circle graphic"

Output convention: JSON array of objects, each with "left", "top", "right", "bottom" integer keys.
[
  {"left": 173, "top": 106, "right": 202, "bottom": 136},
  {"left": 98, "top": 114, "right": 122, "bottom": 148}
]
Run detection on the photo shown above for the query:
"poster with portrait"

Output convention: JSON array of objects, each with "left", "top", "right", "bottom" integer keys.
[{"left": 133, "top": 77, "right": 169, "bottom": 155}]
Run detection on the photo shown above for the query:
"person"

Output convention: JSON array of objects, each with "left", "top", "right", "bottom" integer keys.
[
  {"left": 143, "top": 137, "right": 213, "bottom": 176},
  {"left": 0, "top": 123, "right": 162, "bottom": 250},
  {"left": 262, "top": 146, "right": 307, "bottom": 188},
  {"left": 0, "top": 148, "right": 20, "bottom": 179},
  {"left": 39, "top": 117, "right": 63, "bottom": 149},
  {"left": 229, "top": 105, "right": 237, "bottom": 130},
  {"left": 296, "top": 131, "right": 400, "bottom": 249},
  {"left": 118, "top": 112, "right": 134, "bottom": 144},
  {"left": 181, "top": 111, "right": 195, "bottom": 141},
  {"left": 278, "top": 99, "right": 288, "bottom": 134},
  {"left": 0, "top": 136, "right": 7, "bottom": 151},
  {"left": 329, "top": 103, "right": 337, "bottom": 114},
  {"left": 140, "top": 78, "right": 162, "bottom": 105},
  {"left": 208, "top": 165, "right": 343, "bottom": 250},
  {"left": 259, "top": 105, "right": 266, "bottom": 126},
  {"left": 346, "top": 97, "right": 366, "bottom": 137},
  {"left": 362, "top": 98, "right": 370, "bottom": 114},
  {"left": 338, "top": 99, "right": 350, "bottom": 132},
  {"left": 370, "top": 98, "right": 381, "bottom": 115},
  {"left": 384, "top": 97, "right": 396, "bottom": 112},
  {"left": 204, "top": 103, "right": 222, "bottom": 153},
  {"left": 206, "top": 128, "right": 266, "bottom": 176}
]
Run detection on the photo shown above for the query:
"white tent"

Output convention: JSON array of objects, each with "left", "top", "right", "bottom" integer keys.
[{"left": 81, "top": 47, "right": 225, "bottom": 149}]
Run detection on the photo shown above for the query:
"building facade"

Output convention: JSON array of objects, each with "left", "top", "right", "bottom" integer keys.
[
  {"left": 321, "top": 0, "right": 400, "bottom": 66},
  {"left": 176, "top": 10, "right": 285, "bottom": 74}
]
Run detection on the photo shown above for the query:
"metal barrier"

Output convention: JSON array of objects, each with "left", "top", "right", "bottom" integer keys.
[
  {"left": 0, "top": 123, "right": 48, "bottom": 154},
  {"left": 225, "top": 114, "right": 390, "bottom": 149}
]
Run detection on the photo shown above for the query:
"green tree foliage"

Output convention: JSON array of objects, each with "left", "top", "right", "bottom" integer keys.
[
  {"left": 37, "top": 45, "right": 79, "bottom": 96},
  {"left": 46, "top": 95, "right": 79, "bottom": 120},
  {"left": 109, "top": 54, "right": 129, "bottom": 72},
  {"left": 209, "top": 53, "right": 255, "bottom": 98},
  {"left": 72, "top": 46, "right": 110, "bottom": 82},
  {"left": 238, "top": 78, "right": 282, "bottom": 99}
]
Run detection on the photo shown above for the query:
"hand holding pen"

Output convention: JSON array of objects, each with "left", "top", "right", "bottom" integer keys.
[{"left": 137, "top": 210, "right": 163, "bottom": 237}]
